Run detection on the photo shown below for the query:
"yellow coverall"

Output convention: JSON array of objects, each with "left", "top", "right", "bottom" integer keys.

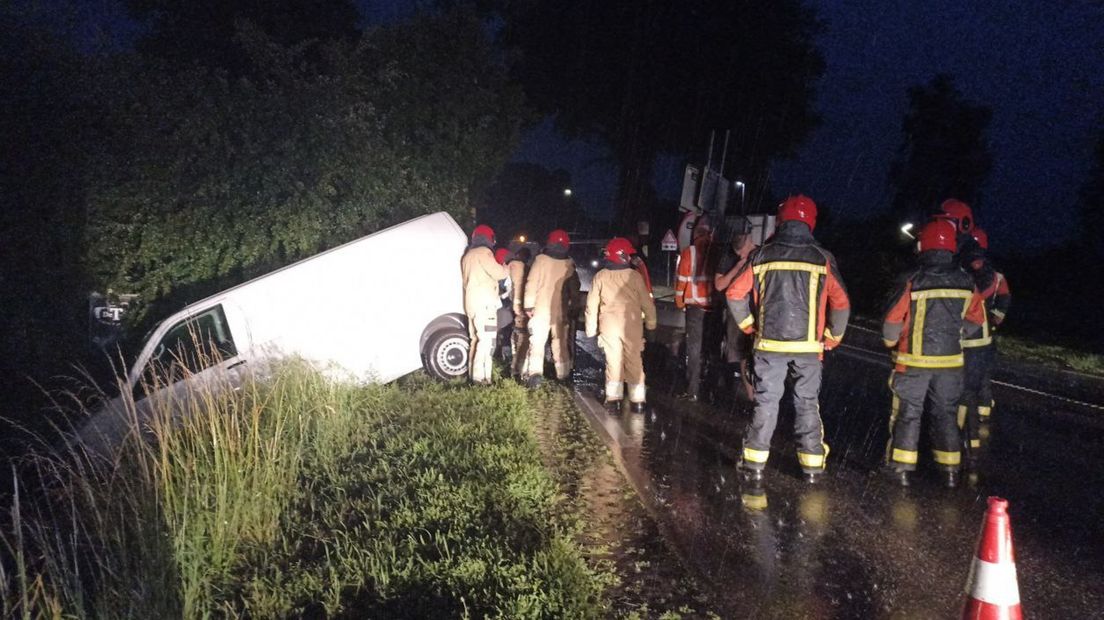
[
  {"left": 508, "top": 258, "right": 529, "bottom": 377},
  {"left": 585, "top": 267, "right": 657, "bottom": 403},
  {"left": 524, "top": 254, "right": 576, "bottom": 380},
  {"left": 461, "top": 246, "right": 507, "bottom": 384}
]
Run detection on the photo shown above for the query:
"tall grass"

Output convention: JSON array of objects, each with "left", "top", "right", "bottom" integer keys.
[{"left": 0, "top": 360, "right": 608, "bottom": 618}]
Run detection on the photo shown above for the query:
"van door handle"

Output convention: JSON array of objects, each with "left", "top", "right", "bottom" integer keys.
[{"left": 227, "top": 360, "right": 247, "bottom": 370}]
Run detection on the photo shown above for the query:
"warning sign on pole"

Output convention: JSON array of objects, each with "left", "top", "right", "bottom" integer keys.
[{"left": 660, "top": 229, "right": 678, "bottom": 251}]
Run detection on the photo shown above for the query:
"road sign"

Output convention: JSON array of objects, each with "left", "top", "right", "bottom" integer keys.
[{"left": 661, "top": 229, "right": 678, "bottom": 251}]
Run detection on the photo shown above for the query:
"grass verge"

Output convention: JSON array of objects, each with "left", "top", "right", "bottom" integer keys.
[
  {"left": 1, "top": 364, "right": 610, "bottom": 618},
  {"left": 998, "top": 334, "right": 1104, "bottom": 377}
]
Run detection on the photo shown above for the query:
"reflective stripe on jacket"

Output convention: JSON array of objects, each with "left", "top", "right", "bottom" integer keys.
[
  {"left": 725, "top": 221, "right": 850, "bottom": 354},
  {"left": 674, "top": 240, "right": 714, "bottom": 308},
  {"left": 882, "top": 250, "right": 986, "bottom": 370}
]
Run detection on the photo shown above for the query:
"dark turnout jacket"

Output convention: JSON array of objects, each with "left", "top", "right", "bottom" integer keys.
[
  {"left": 882, "top": 250, "right": 986, "bottom": 371},
  {"left": 725, "top": 221, "right": 851, "bottom": 355}
]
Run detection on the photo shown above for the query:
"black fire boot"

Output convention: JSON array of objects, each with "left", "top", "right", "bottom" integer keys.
[
  {"left": 803, "top": 471, "right": 824, "bottom": 484},
  {"left": 942, "top": 469, "right": 959, "bottom": 489},
  {"left": 884, "top": 466, "right": 910, "bottom": 487},
  {"left": 740, "top": 466, "right": 764, "bottom": 484},
  {"left": 526, "top": 375, "right": 543, "bottom": 390},
  {"left": 605, "top": 400, "right": 622, "bottom": 415},
  {"left": 629, "top": 401, "right": 646, "bottom": 413}
]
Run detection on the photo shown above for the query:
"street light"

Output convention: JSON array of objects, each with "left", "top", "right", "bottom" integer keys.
[
  {"left": 563, "top": 188, "right": 573, "bottom": 197},
  {"left": 735, "top": 180, "right": 746, "bottom": 215},
  {"left": 900, "top": 222, "right": 915, "bottom": 239}
]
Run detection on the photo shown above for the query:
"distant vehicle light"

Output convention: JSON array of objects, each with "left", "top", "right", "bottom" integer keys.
[
  {"left": 590, "top": 260, "right": 599, "bottom": 268},
  {"left": 518, "top": 235, "right": 527, "bottom": 243}
]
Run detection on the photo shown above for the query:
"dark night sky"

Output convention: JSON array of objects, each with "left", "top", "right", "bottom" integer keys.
[{"left": 63, "top": 0, "right": 1104, "bottom": 251}]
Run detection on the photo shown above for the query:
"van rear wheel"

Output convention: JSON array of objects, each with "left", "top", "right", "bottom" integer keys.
[{"left": 423, "top": 326, "right": 469, "bottom": 381}]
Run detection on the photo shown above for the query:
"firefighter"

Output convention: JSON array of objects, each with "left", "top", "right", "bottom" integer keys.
[
  {"left": 524, "top": 229, "right": 577, "bottom": 386},
  {"left": 507, "top": 246, "right": 533, "bottom": 379},
  {"left": 461, "top": 225, "right": 508, "bottom": 385},
  {"left": 882, "top": 219, "right": 986, "bottom": 488},
  {"left": 674, "top": 216, "right": 719, "bottom": 401},
  {"left": 725, "top": 195, "right": 850, "bottom": 483},
  {"left": 586, "top": 237, "right": 658, "bottom": 412},
  {"left": 957, "top": 227, "right": 1011, "bottom": 464},
  {"left": 715, "top": 217, "right": 757, "bottom": 399}
]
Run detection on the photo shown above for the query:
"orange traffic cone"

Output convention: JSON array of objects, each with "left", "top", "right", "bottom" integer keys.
[{"left": 963, "top": 497, "right": 1022, "bottom": 619}]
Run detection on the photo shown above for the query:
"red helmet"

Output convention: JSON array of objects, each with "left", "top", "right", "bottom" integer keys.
[
  {"left": 494, "top": 248, "right": 510, "bottom": 265},
  {"left": 918, "top": 219, "right": 957, "bottom": 253},
  {"left": 547, "top": 229, "right": 570, "bottom": 249},
  {"left": 605, "top": 237, "right": 636, "bottom": 264},
  {"left": 971, "top": 227, "right": 989, "bottom": 250},
  {"left": 471, "top": 224, "right": 495, "bottom": 245},
  {"left": 938, "top": 199, "right": 974, "bottom": 233},
  {"left": 778, "top": 194, "right": 817, "bottom": 231}
]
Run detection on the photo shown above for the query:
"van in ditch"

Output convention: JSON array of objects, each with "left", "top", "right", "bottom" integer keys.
[{"left": 79, "top": 211, "right": 473, "bottom": 449}]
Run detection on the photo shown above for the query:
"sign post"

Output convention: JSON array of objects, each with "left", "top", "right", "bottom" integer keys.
[{"left": 660, "top": 229, "right": 678, "bottom": 288}]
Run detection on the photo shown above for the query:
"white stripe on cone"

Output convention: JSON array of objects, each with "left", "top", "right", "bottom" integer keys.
[{"left": 965, "top": 558, "right": 1020, "bottom": 606}]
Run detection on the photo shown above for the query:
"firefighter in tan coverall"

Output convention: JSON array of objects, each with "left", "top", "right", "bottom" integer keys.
[
  {"left": 507, "top": 246, "right": 532, "bottom": 378},
  {"left": 524, "top": 229, "right": 577, "bottom": 386},
  {"left": 461, "top": 225, "right": 508, "bottom": 384},
  {"left": 585, "top": 237, "right": 657, "bottom": 412}
]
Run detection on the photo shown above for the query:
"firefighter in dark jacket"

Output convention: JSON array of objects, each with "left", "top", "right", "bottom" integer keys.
[
  {"left": 725, "top": 195, "right": 851, "bottom": 483},
  {"left": 957, "top": 227, "right": 1011, "bottom": 463},
  {"left": 882, "top": 219, "right": 987, "bottom": 488}
]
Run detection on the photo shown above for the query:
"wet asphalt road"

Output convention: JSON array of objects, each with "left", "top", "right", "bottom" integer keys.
[{"left": 570, "top": 326, "right": 1104, "bottom": 618}]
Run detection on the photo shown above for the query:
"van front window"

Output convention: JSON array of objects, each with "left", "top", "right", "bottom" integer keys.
[{"left": 136, "top": 305, "right": 237, "bottom": 395}]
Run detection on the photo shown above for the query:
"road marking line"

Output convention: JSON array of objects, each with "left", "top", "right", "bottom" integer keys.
[{"left": 835, "top": 344, "right": 1104, "bottom": 413}]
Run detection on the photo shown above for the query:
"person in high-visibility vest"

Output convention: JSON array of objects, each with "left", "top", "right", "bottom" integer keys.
[
  {"left": 726, "top": 195, "right": 850, "bottom": 483},
  {"left": 956, "top": 227, "right": 1011, "bottom": 465},
  {"left": 524, "top": 229, "right": 578, "bottom": 386},
  {"left": 674, "top": 216, "right": 720, "bottom": 401},
  {"left": 461, "top": 225, "right": 508, "bottom": 385},
  {"left": 882, "top": 219, "right": 986, "bottom": 488},
  {"left": 586, "top": 238, "right": 657, "bottom": 412}
]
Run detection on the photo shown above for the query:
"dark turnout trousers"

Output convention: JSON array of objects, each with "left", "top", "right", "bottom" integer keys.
[
  {"left": 742, "top": 352, "right": 827, "bottom": 474},
  {"left": 958, "top": 344, "right": 996, "bottom": 453},
  {"left": 684, "top": 306, "right": 720, "bottom": 397},
  {"left": 888, "top": 369, "right": 963, "bottom": 471}
]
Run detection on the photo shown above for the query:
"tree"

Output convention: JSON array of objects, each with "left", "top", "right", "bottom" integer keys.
[
  {"left": 888, "top": 74, "right": 993, "bottom": 219},
  {"left": 84, "top": 11, "right": 526, "bottom": 321},
  {"left": 499, "top": 0, "right": 824, "bottom": 227},
  {"left": 124, "top": 0, "right": 360, "bottom": 73},
  {"left": 0, "top": 6, "right": 104, "bottom": 421}
]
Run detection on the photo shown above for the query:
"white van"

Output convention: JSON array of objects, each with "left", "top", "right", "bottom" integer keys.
[{"left": 79, "top": 212, "right": 473, "bottom": 448}]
